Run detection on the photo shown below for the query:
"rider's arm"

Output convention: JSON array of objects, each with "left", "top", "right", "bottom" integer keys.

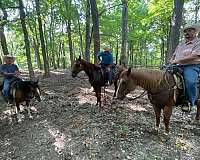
[
  {"left": 109, "top": 53, "right": 113, "bottom": 67},
  {"left": 171, "top": 41, "right": 200, "bottom": 64},
  {"left": 97, "top": 52, "right": 102, "bottom": 60},
  {"left": 171, "top": 54, "right": 200, "bottom": 64}
]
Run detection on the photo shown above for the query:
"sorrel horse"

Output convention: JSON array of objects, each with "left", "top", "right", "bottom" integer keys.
[
  {"left": 71, "top": 56, "right": 125, "bottom": 107},
  {"left": 0, "top": 78, "right": 41, "bottom": 122},
  {"left": 116, "top": 67, "right": 200, "bottom": 134}
]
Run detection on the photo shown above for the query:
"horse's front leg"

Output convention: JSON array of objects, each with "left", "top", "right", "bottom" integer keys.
[
  {"left": 16, "top": 103, "right": 23, "bottom": 122},
  {"left": 95, "top": 90, "right": 101, "bottom": 107},
  {"left": 153, "top": 106, "right": 161, "bottom": 132},
  {"left": 26, "top": 101, "right": 33, "bottom": 119},
  {"left": 191, "top": 100, "right": 200, "bottom": 123},
  {"left": 113, "top": 80, "right": 117, "bottom": 98},
  {"left": 163, "top": 105, "right": 172, "bottom": 135}
]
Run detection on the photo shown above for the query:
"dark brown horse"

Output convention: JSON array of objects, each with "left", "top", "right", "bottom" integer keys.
[
  {"left": 116, "top": 67, "right": 200, "bottom": 134},
  {"left": 1, "top": 78, "right": 41, "bottom": 122},
  {"left": 71, "top": 56, "right": 125, "bottom": 107}
]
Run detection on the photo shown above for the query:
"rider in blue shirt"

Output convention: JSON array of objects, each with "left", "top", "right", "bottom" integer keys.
[
  {"left": 98, "top": 46, "right": 113, "bottom": 85},
  {"left": 0, "top": 55, "right": 19, "bottom": 102}
]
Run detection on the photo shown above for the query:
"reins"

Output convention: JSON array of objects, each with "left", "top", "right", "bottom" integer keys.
[{"left": 128, "top": 90, "right": 147, "bottom": 101}]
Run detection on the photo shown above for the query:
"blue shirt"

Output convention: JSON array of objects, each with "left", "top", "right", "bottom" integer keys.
[
  {"left": 98, "top": 51, "right": 113, "bottom": 65},
  {"left": 0, "top": 64, "right": 19, "bottom": 80}
]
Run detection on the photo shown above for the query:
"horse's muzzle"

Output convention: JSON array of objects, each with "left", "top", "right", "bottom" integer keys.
[{"left": 71, "top": 72, "right": 77, "bottom": 78}]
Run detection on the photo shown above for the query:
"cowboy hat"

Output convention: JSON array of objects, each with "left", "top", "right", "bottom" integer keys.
[
  {"left": 3, "top": 54, "right": 16, "bottom": 60},
  {"left": 103, "top": 46, "right": 110, "bottom": 51},
  {"left": 183, "top": 23, "right": 200, "bottom": 34}
]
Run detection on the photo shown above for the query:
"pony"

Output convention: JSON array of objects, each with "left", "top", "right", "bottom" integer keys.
[
  {"left": 71, "top": 56, "right": 125, "bottom": 107},
  {"left": 0, "top": 78, "right": 41, "bottom": 122},
  {"left": 116, "top": 67, "right": 200, "bottom": 134}
]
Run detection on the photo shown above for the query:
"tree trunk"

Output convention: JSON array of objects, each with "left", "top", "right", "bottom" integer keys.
[
  {"left": 160, "top": 37, "right": 165, "bottom": 67},
  {"left": 116, "top": 39, "right": 119, "bottom": 64},
  {"left": 90, "top": 0, "right": 100, "bottom": 63},
  {"left": 167, "top": 0, "right": 184, "bottom": 60},
  {"left": 85, "top": 0, "right": 91, "bottom": 61},
  {"left": 32, "top": 37, "right": 42, "bottom": 69},
  {"left": 67, "top": 20, "right": 74, "bottom": 67},
  {"left": 74, "top": 0, "right": 84, "bottom": 58},
  {"left": 120, "top": 0, "right": 128, "bottom": 66},
  {"left": 195, "top": 0, "right": 200, "bottom": 23},
  {"left": 35, "top": 0, "right": 50, "bottom": 76},
  {"left": 0, "top": 1, "right": 9, "bottom": 55},
  {"left": 18, "top": 0, "right": 35, "bottom": 79}
]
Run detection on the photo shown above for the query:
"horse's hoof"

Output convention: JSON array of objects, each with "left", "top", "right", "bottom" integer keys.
[
  {"left": 29, "top": 115, "right": 33, "bottom": 119},
  {"left": 190, "top": 119, "right": 199, "bottom": 124},
  {"left": 164, "top": 132, "right": 169, "bottom": 136},
  {"left": 18, "top": 118, "right": 22, "bottom": 123},
  {"left": 154, "top": 126, "right": 159, "bottom": 132}
]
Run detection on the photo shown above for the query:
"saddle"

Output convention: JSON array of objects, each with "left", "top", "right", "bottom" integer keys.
[
  {"left": 99, "top": 64, "right": 116, "bottom": 84},
  {"left": 0, "top": 77, "right": 23, "bottom": 102},
  {"left": 165, "top": 64, "right": 200, "bottom": 108},
  {"left": 6, "top": 77, "right": 22, "bottom": 102}
]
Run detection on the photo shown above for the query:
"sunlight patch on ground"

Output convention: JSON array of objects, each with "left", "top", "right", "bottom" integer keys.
[
  {"left": 47, "top": 123, "right": 66, "bottom": 154},
  {"left": 127, "top": 104, "right": 147, "bottom": 112},
  {"left": 50, "top": 70, "right": 67, "bottom": 75},
  {"left": 77, "top": 87, "right": 96, "bottom": 105}
]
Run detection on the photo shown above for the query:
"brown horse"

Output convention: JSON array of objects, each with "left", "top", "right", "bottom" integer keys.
[
  {"left": 1, "top": 78, "right": 41, "bottom": 122},
  {"left": 71, "top": 56, "right": 125, "bottom": 107},
  {"left": 116, "top": 67, "right": 200, "bottom": 134}
]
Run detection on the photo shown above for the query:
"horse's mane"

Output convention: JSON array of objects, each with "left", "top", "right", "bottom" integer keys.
[
  {"left": 80, "top": 59, "right": 99, "bottom": 70},
  {"left": 14, "top": 80, "right": 38, "bottom": 90},
  {"left": 131, "top": 68, "right": 170, "bottom": 91}
]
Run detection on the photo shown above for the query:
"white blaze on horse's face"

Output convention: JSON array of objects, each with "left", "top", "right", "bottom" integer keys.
[
  {"left": 116, "top": 76, "right": 129, "bottom": 99},
  {"left": 116, "top": 71, "right": 136, "bottom": 99}
]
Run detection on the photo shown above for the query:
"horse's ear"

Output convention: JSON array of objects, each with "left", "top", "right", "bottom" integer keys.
[
  {"left": 78, "top": 55, "right": 81, "bottom": 60},
  {"left": 127, "top": 67, "right": 131, "bottom": 77}
]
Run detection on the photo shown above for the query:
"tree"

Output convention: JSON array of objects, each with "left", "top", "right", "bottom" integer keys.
[
  {"left": 85, "top": 0, "right": 91, "bottom": 61},
  {"left": 0, "top": 0, "right": 9, "bottom": 55},
  {"left": 90, "top": 0, "right": 100, "bottom": 63},
  {"left": 120, "top": 0, "right": 128, "bottom": 65},
  {"left": 19, "top": 0, "right": 35, "bottom": 79},
  {"left": 167, "top": 0, "right": 184, "bottom": 61},
  {"left": 35, "top": 0, "right": 50, "bottom": 76}
]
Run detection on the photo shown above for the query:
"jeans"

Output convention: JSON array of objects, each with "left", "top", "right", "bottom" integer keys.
[
  {"left": 182, "top": 64, "right": 200, "bottom": 106},
  {"left": 2, "top": 78, "right": 12, "bottom": 98},
  {"left": 100, "top": 64, "right": 112, "bottom": 83}
]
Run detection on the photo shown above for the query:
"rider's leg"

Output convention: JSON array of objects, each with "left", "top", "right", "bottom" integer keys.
[
  {"left": 107, "top": 69, "right": 112, "bottom": 84},
  {"left": 183, "top": 64, "right": 200, "bottom": 108},
  {"left": 2, "top": 79, "right": 10, "bottom": 99}
]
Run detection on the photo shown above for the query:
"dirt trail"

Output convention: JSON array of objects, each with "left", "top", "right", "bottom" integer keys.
[{"left": 0, "top": 69, "right": 200, "bottom": 160}]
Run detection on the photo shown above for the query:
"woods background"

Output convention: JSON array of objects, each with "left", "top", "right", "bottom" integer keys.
[{"left": 0, "top": 0, "right": 199, "bottom": 78}]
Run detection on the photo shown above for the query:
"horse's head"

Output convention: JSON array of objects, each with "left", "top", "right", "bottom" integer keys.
[
  {"left": 116, "top": 67, "right": 137, "bottom": 99},
  {"left": 29, "top": 80, "right": 41, "bottom": 102},
  {"left": 71, "top": 56, "right": 84, "bottom": 77}
]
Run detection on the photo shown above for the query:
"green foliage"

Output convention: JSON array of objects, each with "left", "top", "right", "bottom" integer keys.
[{"left": 0, "top": 0, "right": 187, "bottom": 69}]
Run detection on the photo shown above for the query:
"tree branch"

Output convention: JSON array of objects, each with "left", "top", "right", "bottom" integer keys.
[{"left": 99, "top": 4, "right": 122, "bottom": 16}]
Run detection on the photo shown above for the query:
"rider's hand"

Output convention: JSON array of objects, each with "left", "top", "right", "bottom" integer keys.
[
  {"left": 14, "top": 71, "right": 20, "bottom": 76},
  {"left": 170, "top": 59, "right": 179, "bottom": 64}
]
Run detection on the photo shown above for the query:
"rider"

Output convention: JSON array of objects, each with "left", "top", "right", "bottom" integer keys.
[
  {"left": 170, "top": 23, "right": 200, "bottom": 114},
  {"left": 97, "top": 46, "right": 113, "bottom": 85},
  {"left": 0, "top": 54, "right": 20, "bottom": 102}
]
